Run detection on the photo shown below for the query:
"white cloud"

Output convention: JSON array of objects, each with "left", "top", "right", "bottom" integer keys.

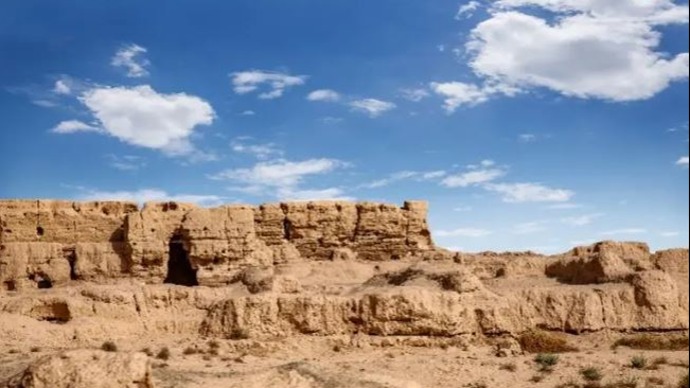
[
  {"left": 349, "top": 99, "right": 397, "bottom": 117},
  {"left": 210, "top": 158, "right": 347, "bottom": 188},
  {"left": 561, "top": 213, "right": 604, "bottom": 226},
  {"left": 453, "top": 205, "right": 473, "bottom": 212},
  {"left": 436, "top": 228, "right": 493, "bottom": 238},
  {"left": 230, "top": 70, "right": 307, "bottom": 99},
  {"left": 51, "top": 120, "right": 100, "bottom": 134},
  {"left": 277, "top": 187, "right": 353, "bottom": 201},
  {"left": 547, "top": 203, "right": 583, "bottom": 210},
  {"left": 241, "top": 110, "right": 256, "bottom": 116},
  {"left": 400, "top": 88, "right": 430, "bottom": 102},
  {"left": 600, "top": 228, "right": 648, "bottom": 236},
  {"left": 512, "top": 221, "right": 548, "bottom": 235},
  {"left": 307, "top": 89, "right": 341, "bottom": 102},
  {"left": 486, "top": 182, "right": 574, "bottom": 203},
  {"left": 105, "top": 154, "right": 146, "bottom": 171},
  {"left": 111, "top": 44, "right": 150, "bottom": 78},
  {"left": 361, "top": 170, "right": 445, "bottom": 189},
  {"left": 441, "top": 167, "right": 506, "bottom": 187},
  {"left": 72, "top": 85, "right": 214, "bottom": 155},
  {"left": 660, "top": 231, "right": 680, "bottom": 237},
  {"left": 465, "top": 2, "right": 689, "bottom": 102},
  {"left": 430, "top": 82, "right": 490, "bottom": 112},
  {"left": 676, "top": 156, "right": 689, "bottom": 167},
  {"left": 53, "top": 80, "right": 71, "bottom": 95},
  {"left": 230, "top": 139, "right": 283, "bottom": 160},
  {"left": 519, "top": 133, "right": 537, "bottom": 143},
  {"left": 456, "top": 1, "right": 483, "bottom": 19},
  {"left": 78, "top": 188, "right": 223, "bottom": 207}
]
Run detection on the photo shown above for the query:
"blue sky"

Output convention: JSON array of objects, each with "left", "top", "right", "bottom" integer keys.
[{"left": 1, "top": 0, "right": 688, "bottom": 253}]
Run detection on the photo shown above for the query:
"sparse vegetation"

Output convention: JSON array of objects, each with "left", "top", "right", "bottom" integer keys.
[
  {"left": 630, "top": 355, "right": 647, "bottom": 369},
  {"left": 609, "top": 377, "right": 639, "bottom": 388},
  {"left": 183, "top": 346, "right": 198, "bottom": 355},
  {"left": 580, "top": 367, "right": 603, "bottom": 382},
  {"left": 613, "top": 333, "right": 689, "bottom": 351},
  {"left": 646, "top": 377, "right": 665, "bottom": 386},
  {"left": 519, "top": 330, "right": 577, "bottom": 353},
  {"left": 534, "top": 353, "right": 559, "bottom": 372},
  {"left": 140, "top": 347, "right": 154, "bottom": 357},
  {"left": 29, "top": 346, "right": 40, "bottom": 353},
  {"left": 499, "top": 362, "right": 517, "bottom": 372},
  {"left": 229, "top": 327, "right": 250, "bottom": 340},
  {"left": 156, "top": 347, "right": 171, "bottom": 360},
  {"left": 208, "top": 340, "right": 220, "bottom": 349},
  {"left": 101, "top": 341, "right": 117, "bottom": 352},
  {"left": 529, "top": 374, "right": 544, "bottom": 383}
]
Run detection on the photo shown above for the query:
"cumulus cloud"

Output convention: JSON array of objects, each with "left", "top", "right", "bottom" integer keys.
[
  {"left": 65, "top": 85, "right": 215, "bottom": 155},
  {"left": 349, "top": 98, "right": 397, "bottom": 117},
  {"left": 463, "top": 2, "right": 689, "bottom": 102},
  {"left": 111, "top": 44, "right": 150, "bottom": 78},
  {"left": 436, "top": 228, "right": 493, "bottom": 238},
  {"left": 231, "top": 70, "right": 307, "bottom": 99},
  {"left": 77, "top": 188, "right": 223, "bottom": 207},
  {"left": 307, "top": 89, "right": 341, "bottom": 102},
  {"left": 677, "top": 156, "right": 689, "bottom": 167},
  {"left": 485, "top": 182, "right": 574, "bottom": 203},
  {"left": 51, "top": 120, "right": 100, "bottom": 134}
]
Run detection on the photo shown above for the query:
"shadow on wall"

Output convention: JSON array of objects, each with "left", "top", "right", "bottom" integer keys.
[{"left": 164, "top": 232, "right": 198, "bottom": 287}]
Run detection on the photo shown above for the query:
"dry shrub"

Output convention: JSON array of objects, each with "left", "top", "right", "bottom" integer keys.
[{"left": 518, "top": 330, "right": 578, "bottom": 353}]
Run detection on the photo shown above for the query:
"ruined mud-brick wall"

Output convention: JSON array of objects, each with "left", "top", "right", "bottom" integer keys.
[{"left": 0, "top": 200, "right": 434, "bottom": 290}]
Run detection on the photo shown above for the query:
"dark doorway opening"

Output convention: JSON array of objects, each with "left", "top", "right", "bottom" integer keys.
[
  {"left": 66, "top": 250, "right": 79, "bottom": 281},
  {"left": 164, "top": 233, "right": 198, "bottom": 286},
  {"left": 283, "top": 218, "right": 292, "bottom": 240}
]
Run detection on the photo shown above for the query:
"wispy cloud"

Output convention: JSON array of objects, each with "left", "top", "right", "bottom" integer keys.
[
  {"left": 111, "top": 44, "right": 150, "bottom": 78},
  {"left": 455, "top": 1, "right": 482, "bottom": 19},
  {"left": 105, "top": 154, "right": 146, "bottom": 171},
  {"left": 361, "top": 170, "right": 446, "bottom": 189},
  {"left": 600, "top": 228, "right": 648, "bottom": 236},
  {"left": 349, "top": 98, "right": 397, "bottom": 117},
  {"left": 436, "top": 227, "right": 493, "bottom": 238},
  {"left": 561, "top": 213, "right": 604, "bottom": 227},
  {"left": 77, "top": 188, "right": 224, "bottom": 207},
  {"left": 230, "top": 70, "right": 307, "bottom": 99},
  {"left": 230, "top": 138, "right": 283, "bottom": 160},
  {"left": 676, "top": 156, "right": 689, "bottom": 167},
  {"left": 51, "top": 120, "right": 100, "bottom": 134},
  {"left": 485, "top": 182, "right": 574, "bottom": 203},
  {"left": 399, "top": 88, "right": 430, "bottom": 102},
  {"left": 307, "top": 89, "right": 341, "bottom": 102}
]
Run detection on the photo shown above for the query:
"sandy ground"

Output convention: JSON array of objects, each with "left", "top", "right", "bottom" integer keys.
[{"left": 2, "top": 332, "right": 687, "bottom": 387}]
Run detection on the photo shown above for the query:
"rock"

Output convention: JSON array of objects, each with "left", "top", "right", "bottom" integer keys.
[
  {"left": 651, "top": 248, "right": 689, "bottom": 274},
  {"left": 545, "top": 241, "right": 643, "bottom": 284},
  {"left": 3, "top": 350, "right": 154, "bottom": 388}
]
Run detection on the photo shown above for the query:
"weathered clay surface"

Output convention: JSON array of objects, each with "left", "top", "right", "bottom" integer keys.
[
  {"left": 3, "top": 350, "right": 153, "bottom": 388},
  {"left": 0, "top": 200, "right": 688, "bottom": 388}
]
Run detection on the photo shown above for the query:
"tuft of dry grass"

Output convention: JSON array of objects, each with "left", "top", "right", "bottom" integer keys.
[
  {"left": 518, "top": 330, "right": 578, "bottom": 354},
  {"left": 156, "top": 347, "right": 171, "bottom": 360},
  {"left": 613, "top": 333, "right": 689, "bottom": 351},
  {"left": 630, "top": 355, "right": 647, "bottom": 370},
  {"left": 580, "top": 367, "right": 603, "bottom": 382},
  {"left": 499, "top": 362, "right": 517, "bottom": 372},
  {"left": 101, "top": 341, "right": 117, "bottom": 352}
]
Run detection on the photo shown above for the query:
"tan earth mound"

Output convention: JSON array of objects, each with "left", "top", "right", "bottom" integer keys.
[
  {"left": 1, "top": 200, "right": 688, "bottom": 387},
  {"left": 3, "top": 350, "right": 153, "bottom": 388}
]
